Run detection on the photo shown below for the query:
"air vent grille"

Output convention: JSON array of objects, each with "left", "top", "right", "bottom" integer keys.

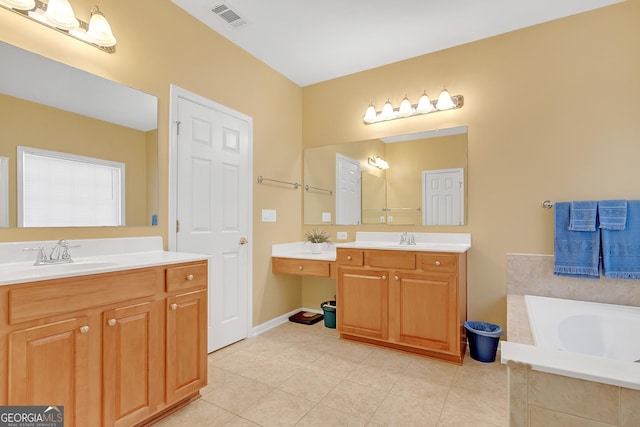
[{"left": 212, "top": 2, "right": 246, "bottom": 27}]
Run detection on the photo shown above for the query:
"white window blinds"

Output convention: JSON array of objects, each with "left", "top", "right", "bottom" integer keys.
[{"left": 18, "top": 146, "right": 125, "bottom": 227}]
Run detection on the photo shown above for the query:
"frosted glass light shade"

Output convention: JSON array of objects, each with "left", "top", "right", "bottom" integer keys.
[
  {"left": 380, "top": 99, "right": 394, "bottom": 119},
  {"left": 416, "top": 91, "right": 433, "bottom": 113},
  {"left": 0, "top": 0, "right": 35, "bottom": 10},
  {"left": 398, "top": 96, "right": 413, "bottom": 116},
  {"left": 436, "top": 89, "right": 455, "bottom": 110},
  {"left": 44, "top": 0, "right": 79, "bottom": 30},
  {"left": 363, "top": 104, "right": 377, "bottom": 123},
  {"left": 87, "top": 6, "right": 116, "bottom": 47}
]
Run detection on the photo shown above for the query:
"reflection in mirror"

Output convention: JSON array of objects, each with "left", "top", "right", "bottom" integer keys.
[
  {"left": 304, "top": 126, "right": 467, "bottom": 226},
  {"left": 0, "top": 41, "right": 158, "bottom": 228}
]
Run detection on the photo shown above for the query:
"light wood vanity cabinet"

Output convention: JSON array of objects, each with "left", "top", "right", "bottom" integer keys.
[
  {"left": 337, "top": 249, "right": 467, "bottom": 364},
  {"left": 0, "top": 260, "right": 208, "bottom": 427}
]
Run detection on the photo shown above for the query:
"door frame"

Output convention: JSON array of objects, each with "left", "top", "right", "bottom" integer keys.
[{"left": 168, "top": 84, "right": 253, "bottom": 341}]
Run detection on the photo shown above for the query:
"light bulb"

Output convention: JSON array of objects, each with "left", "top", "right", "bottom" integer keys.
[
  {"left": 363, "top": 104, "right": 377, "bottom": 123},
  {"left": 380, "top": 99, "right": 394, "bottom": 120},
  {"left": 416, "top": 91, "right": 433, "bottom": 113},
  {"left": 398, "top": 95, "right": 413, "bottom": 117},
  {"left": 0, "top": 0, "right": 35, "bottom": 10},
  {"left": 436, "top": 89, "right": 455, "bottom": 110},
  {"left": 87, "top": 6, "right": 116, "bottom": 47},
  {"left": 44, "top": 0, "right": 79, "bottom": 30}
]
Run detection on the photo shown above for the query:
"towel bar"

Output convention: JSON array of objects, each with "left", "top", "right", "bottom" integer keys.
[
  {"left": 542, "top": 200, "right": 554, "bottom": 209},
  {"left": 257, "top": 176, "right": 299, "bottom": 189}
]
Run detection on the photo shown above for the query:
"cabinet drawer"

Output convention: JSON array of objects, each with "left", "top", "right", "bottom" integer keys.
[
  {"left": 420, "top": 253, "right": 457, "bottom": 273},
  {"left": 367, "top": 250, "right": 416, "bottom": 270},
  {"left": 9, "top": 270, "right": 157, "bottom": 325},
  {"left": 337, "top": 249, "right": 364, "bottom": 266},
  {"left": 166, "top": 262, "right": 208, "bottom": 292},
  {"left": 272, "top": 258, "right": 331, "bottom": 278}
]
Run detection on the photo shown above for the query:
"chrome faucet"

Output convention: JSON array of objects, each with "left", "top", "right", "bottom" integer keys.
[
  {"left": 399, "top": 232, "right": 416, "bottom": 245},
  {"left": 24, "top": 240, "right": 77, "bottom": 265}
]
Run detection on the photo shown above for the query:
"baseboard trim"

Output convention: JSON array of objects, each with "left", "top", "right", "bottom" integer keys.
[{"left": 250, "top": 307, "right": 324, "bottom": 337}]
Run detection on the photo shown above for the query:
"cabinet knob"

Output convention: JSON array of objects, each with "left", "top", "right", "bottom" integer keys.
[
  {"left": 170, "top": 303, "right": 178, "bottom": 310},
  {"left": 394, "top": 275, "right": 399, "bottom": 281},
  {"left": 107, "top": 319, "right": 116, "bottom": 327},
  {"left": 298, "top": 266, "right": 303, "bottom": 270},
  {"left": 381, "top": 275, "right": 387, "bottom": 280},
  {"left": 186, "top": 274, "right": 194, "bottom": 281},
  {"left": 347, "top": 255, "right": 352, "bottom": 261},
  {"left": 79, "top": 325, "right": 89, "bottom": 334},
  {"left": 435, "top": 261, "right": 441, "bottom": 266}
]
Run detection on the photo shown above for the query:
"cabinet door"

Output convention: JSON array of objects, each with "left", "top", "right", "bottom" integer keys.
[
  {"left": 8, "top": 316, "right": 90, "bottom": 427},
  {"left": 103, "top": 301, "right": 159, "bottom": 427},
  {"left": 337, "top": 267, "right": 388, "bottom": 340},
  {"left": 166, "top": 289, "right": 207, "bottom": 403},
  {"left": 392, "top": 271, "right": 458, "bottom": 351}
]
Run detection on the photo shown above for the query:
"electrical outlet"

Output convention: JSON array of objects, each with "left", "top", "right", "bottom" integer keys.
[
  {"left": 322, "top": 212, "right": 332, "bottom": 222},
  {"left": 336, "top": 231, "right": 347, "bottom": 240}
]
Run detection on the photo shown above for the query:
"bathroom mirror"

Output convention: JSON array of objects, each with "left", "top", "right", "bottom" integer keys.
[
  {"left": 0, "top": 41, "right": 158, "bottom": 228},
  {"left": 303, "top": 126, "right": 467, "bottom": 226}
]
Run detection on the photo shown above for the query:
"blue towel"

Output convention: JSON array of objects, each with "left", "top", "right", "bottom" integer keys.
[
  {"left": 601, "top": 200, "right": 640, "bottom": 279},
  {"left": 553, "top": 202, "right": 600, "bottom": 278},
  {"left": 568, "top": 201, "right": 598, "bottom": 231},
  {"left": 598, "top": 200, "right": 627, "bottom": 230}
]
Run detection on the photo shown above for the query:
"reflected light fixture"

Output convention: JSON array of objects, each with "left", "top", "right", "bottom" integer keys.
[
  {"left": 0, "top": 0, "right": 117, "bottom": 53},
  {"left": 363, "top": 89, "right": 463, "bottom": 124},
  {"left": 368, "top": 155, "right": 390, "bottom": 170}
]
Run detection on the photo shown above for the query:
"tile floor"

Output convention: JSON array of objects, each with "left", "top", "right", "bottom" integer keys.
[{"left": 155, "top": 321, "right": 507, "bottom": 427}]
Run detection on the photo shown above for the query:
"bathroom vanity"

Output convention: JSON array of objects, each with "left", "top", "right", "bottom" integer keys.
[
  {"left": 0, "top": 237, "right": 209, "bottom": 427},
  {"left": 272, "top": 232, "right": 471, "bottom": 364}
]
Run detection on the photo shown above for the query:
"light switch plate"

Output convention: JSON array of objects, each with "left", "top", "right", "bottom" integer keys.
[
  {"left": 336, "top": 231, "right": 347, "bottom": 240},
  {"left": 261, "top": 209, "right": 276, "bottom": 222},
  {"left": 322, "top": 212, "right": 332, "bottom": 222}
]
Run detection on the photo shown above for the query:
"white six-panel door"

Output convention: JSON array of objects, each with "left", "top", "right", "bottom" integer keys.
[
  {"left": 170, "top": 86, "right": 252, "bottom": 352},
  {"left": 335, "top": 153, "right": 361, "bottom": 225},
  {"left": 422, "top": 168, "right": 464, "bottom": 226}
]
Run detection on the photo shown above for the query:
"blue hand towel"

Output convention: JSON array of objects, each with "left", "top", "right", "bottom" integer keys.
[
  {"left": 602, "top": 200, "right": 640, "bottom": 279},
  {"left": 553, "top": 202, "right": 600, "bottom": 278},
  {"left": 568, "top": 201, "right": 598, "bottom": 231},
  {"left": 598, "top": 200, "right": 627, "bottom": 230}
]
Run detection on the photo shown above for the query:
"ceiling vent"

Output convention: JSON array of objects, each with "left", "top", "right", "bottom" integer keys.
[{"left": 212, "top": 3, "right": 247, "bottom": 28}]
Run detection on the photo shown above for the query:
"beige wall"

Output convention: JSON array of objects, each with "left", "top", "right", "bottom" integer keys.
[
  {"left": 2, "top": 1, "right": 639, "bottom": 330},
  {"left": 0, "top": 0, "right": 303, "bottom": 326},
  {"left": 301, "top": 1, "right": 640, "bottom": 329}
]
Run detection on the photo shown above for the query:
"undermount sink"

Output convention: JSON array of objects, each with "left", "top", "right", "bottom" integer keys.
[{"left": 6, "top": 260, "right": 121, "bottom": 278}]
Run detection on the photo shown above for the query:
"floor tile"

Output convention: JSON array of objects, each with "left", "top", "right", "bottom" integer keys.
[
  {"left": 240, "top": 389, "right": 315, "bottom": 427},
  {"left": 320, "top": 379, "right": 388, "bottom": 419}
]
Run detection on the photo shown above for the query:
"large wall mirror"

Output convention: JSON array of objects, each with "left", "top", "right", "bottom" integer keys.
[
  {"left": 0, "top": 41, "right": 158, "bottom": 228},
  {"left": 304, "top": 126, "right": 467, "bottom": 226}
]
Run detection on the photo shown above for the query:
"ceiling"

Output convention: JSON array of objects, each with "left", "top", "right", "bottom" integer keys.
[{"left": 170, "top": 0, "right": 623, "bottom": 87}]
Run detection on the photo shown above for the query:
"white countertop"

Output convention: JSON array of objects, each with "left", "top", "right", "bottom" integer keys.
[
  {"left": 272, "top": 232, "right": 471, "bottom": 261},
  {"left": 0, "top": 237, "right": 209, "bottom": 286}
]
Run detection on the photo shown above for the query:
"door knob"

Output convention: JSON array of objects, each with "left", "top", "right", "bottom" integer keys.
[{"left": 239, "top": 237, "right": 248, "bottom": 245}]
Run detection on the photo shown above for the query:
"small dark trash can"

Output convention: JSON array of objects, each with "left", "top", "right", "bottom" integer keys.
[
  {"left": 464, "top": 321, "right": 503, "bottom": 362},
  {"left": 321, "top": 300, "right": 336, "bottom": 329}
]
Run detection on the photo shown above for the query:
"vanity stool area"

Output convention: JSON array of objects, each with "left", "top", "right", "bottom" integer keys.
[
  {"left": 0, "top": 237, "right": 209, "bottom": 427},
  {"left": 272, "top": 232, "right": 471, "bottom": 365}
]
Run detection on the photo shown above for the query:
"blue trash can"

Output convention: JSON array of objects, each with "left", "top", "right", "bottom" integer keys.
[
  {"left": 464, "top": 321, "right": 503, "bottom": 362},
  {"left": 321, "top": 301, "right": 336, "bottom": 329}
]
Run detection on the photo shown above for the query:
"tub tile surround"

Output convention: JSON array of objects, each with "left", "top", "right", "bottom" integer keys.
[
  {"left": 272, "top": 231, "right": 471, "bottom": 260},
  {"left": 504, "top": 253, "right": 640, "bottom": 426},
  {"left": 0, "top": 236, "right": 209, "bottom": 285}
]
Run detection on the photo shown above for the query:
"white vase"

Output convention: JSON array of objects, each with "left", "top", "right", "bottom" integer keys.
[{"left": 311, "top": 243, "right": 323, "bottom": 254}]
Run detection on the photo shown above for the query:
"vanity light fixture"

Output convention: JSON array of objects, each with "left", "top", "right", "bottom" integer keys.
[
  {"left": 363, "top": 89, "right": 463, "bottom": 124},
  {"left": 368, "top": 155, "right": 389, "bottom": 170},
  {"left": 0, "top": 0, "right": 116, "bottom": 52}
]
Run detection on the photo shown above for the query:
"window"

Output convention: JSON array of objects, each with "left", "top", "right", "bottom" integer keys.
[{"left": 18, "top": 146, "right": 125, "bottom": 227}]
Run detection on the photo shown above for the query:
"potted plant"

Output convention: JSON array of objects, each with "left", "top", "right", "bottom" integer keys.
[{"left": 304, "top": 229, "right": 331, "bottom": 254}]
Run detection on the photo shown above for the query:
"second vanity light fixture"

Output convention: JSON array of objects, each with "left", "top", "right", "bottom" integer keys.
[
  {"left": 368, "top": 155, "right": 389, "bottom": 170},
  {"left": 0, "top": 0, "right": 117, "bottom": 52},
  {"left": 363, "top": 89, "right": 463, "bottom": 124}
]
